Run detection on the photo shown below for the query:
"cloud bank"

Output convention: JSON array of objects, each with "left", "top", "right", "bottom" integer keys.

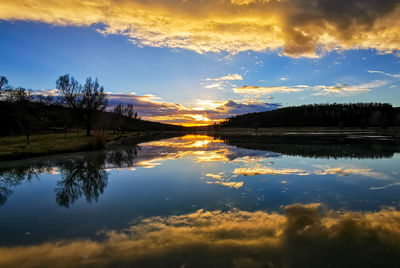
[
  {"left": 1, "top": 0, "right": 400, "bottom": 57},
  {"left": 35, "top": 88, "right": 279, "bottom": 126},
  {"left": 106, "top": 93, "right": 280, "bottom": 126}
]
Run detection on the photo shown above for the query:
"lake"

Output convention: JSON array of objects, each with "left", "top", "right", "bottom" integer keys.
[{"left": 1, "top": 134, "right": 400, "bottom": 267}]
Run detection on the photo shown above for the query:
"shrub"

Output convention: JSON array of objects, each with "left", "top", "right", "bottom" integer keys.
[{"left": 88, "top": 130, "right": 107, "bottom": 150}]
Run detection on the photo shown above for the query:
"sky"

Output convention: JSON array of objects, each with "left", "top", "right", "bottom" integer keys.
[{"left": 0, "top": 0, "right": 400, "bottom": 126}]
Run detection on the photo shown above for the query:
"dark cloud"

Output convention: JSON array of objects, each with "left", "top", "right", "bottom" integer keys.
[{"left": 223, "top": 100, "right": 280, "bottom": 115}]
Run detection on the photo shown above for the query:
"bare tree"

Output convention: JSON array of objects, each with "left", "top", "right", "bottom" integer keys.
[
  {"left": 80, "top": 78, "right": 108, "bottom": 136},
  {"left": 5, "top": 87, "right": 32, "bottom": 103},
  {"left": 56, "top": 74, "right": 80, "bottom": 109},
  {"left": 124, "top": 104, "right": 134, "bottom": 118},
  {"left": 112, "top": 103, "right": 137, "bottom": 132},
  {"left": 113, "top": 103, "right": 123, "bottom": 115},
  {"left": 56, "top": 74, "right": 108, "bottom": 136},
  {"left": 113, "top": 103, "right": 136, "bottom": 118},
  {"left": 0, "top": 76, "right": 8, "bottom": 93},
  {"left": 36, "top": 94, "right": 54, "bottom": 106}
]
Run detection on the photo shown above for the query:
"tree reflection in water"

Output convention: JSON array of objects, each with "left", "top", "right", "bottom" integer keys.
[
  {"left": 106, "top": 146, "right": 139, "bottom": 168},
  {"left": 56, "top": 146, "right": 139, "bottom": 207},
  {"left": 0, "top": 146, "right": 140, "bottom": 207},
  {"left": 55, "top": 154, "right": 108, "bottom": 207},
  {"left": 0, "top": 165, "right": 43, "bottom": 205}
]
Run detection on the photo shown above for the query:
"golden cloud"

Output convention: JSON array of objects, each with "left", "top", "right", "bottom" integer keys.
[
  {"left": 1, "top": 0, "right": 400, "bottom": 57},
  {"left": 1, "top": 204, "right": 400, "bottom": 267}
]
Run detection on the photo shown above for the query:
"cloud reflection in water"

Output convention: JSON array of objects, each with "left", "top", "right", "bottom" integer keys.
[{"left": 0, "top": 204, "right": 399, "bottom": 267}]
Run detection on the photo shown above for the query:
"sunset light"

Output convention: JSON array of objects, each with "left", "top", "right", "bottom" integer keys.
[
  {"left": 1, "top": 1, "right": 400, "bottom": 267},
  {"left": 1, "top": 0, "right": 399, "bottom": 126}
]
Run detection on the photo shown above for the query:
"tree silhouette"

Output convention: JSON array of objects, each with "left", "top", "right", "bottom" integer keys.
[
  {"left": 3, "top": 87, "right": 34, "bottom": 143},
  {"left": 81, "top": 78, "right": 108, "bottom": 136},
  {"left": 113, "top": 103, "right": 138, "bottom": 132},
  {"left": 0, "top": 76, "right": 8, "bottom": 93},
  {"left": 56, "top": 74, "right": 108, "bottom": 136}
]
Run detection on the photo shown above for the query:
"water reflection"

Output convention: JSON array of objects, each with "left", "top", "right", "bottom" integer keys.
[
  {"left": 106, "top": 146, "right": 139, "bottom": 168},
  {"left": 0, "top": 135, "right": 400, "bottom": 266},
  {"left": 0, "top": 146, "right": 140, "bottom": 207},
  {"left": 0, "top": 166, "right": 42, "bottom": 205},
  {"left": 56, "top": 154, "right": 108, "bottom": 207},
  {"left": 0, "top": 203, "right": 399, "bottom": 267},
  {"left": 0, "top": 135, "right": 399, "bottom": 207},
  {"left": 216, "top": 134, "right": 400, "bottom": 159}
]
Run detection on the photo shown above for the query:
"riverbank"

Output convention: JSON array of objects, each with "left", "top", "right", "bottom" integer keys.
[
  {"left": 1, "top": 127, "right": 399, "bottom": 161},
  {"left": 0, "top": 131, "right": 185, "bottom": 161}
]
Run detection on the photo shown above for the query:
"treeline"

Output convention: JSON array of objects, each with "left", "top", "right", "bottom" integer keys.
[
  {"left": 0, "top": 75, "right": 183, "bottom": 140},
  {"left": 222, "top": 103, "right": 400, "bottom": 128}
]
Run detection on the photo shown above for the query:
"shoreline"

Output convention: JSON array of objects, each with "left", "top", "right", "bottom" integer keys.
[
  {"left": 1, "top": 127, "right": 399, "bottom": 161},
  {"left": 0, "top": 131, "right": 186, "bottom": 162}
]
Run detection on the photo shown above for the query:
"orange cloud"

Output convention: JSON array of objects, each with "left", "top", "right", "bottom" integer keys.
[{"left": 1, "top": 0, "right": 399, "bottom": 57}]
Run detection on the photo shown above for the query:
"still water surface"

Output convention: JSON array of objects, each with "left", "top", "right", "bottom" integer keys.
[{"left": 0, "top": 135, "right": 400, "bottom": 267}]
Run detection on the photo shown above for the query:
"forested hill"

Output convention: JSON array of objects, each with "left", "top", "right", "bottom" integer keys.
[
  {"left": 0, "top": 101, "right": 183, "bottom": 136},
  {"left": 222, "top": 103, "right": 400, "bottom": 128}
]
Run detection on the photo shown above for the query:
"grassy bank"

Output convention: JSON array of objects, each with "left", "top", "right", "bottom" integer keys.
[
  {"left": 0, "top": 131, "right": 173, "bottom": 161},
  {"left": 2, "top": 127, "right": 399, "bottom": 161}
]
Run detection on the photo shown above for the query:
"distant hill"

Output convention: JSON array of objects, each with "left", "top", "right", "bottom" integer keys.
[
  {"left": 0, "top": 101, "right": 184, "bottom": 136},
  {"left": 221, "top": 103, "right": 400, "bottom": 128}
]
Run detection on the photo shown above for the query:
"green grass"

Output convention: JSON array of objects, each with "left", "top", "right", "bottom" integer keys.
[{"left": 0, "top": 131, "right": 147, "bottom": 161}]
